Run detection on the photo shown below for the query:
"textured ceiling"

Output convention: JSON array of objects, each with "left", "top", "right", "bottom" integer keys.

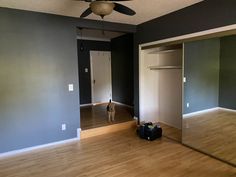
[{"left": 0, "top": 0, "right": 203, "bottom": 25}]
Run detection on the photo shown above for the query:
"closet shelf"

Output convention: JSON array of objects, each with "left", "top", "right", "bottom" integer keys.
[{"left": 148, "top": 65, "right": 182, "bottom": 70}]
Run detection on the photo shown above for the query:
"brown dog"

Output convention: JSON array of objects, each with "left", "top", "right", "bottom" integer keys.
[{"left": 107, "top": 99, "right": 115, "bottom": 122}]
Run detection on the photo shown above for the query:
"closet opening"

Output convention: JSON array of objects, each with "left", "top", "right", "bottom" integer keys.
[{"left": 139, "top": 44, "right": 183, "bottom": 142}]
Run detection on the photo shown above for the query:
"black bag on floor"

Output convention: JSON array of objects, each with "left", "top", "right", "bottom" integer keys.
[{"left": 137, "top": 122, "right": 162, "bottom": 141}]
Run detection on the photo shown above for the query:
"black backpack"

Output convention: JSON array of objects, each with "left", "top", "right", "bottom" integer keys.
[{"left": 137, "top": 122, "right": 162, "bottom": 141}]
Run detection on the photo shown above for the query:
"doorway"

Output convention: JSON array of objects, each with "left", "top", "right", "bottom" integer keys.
[
  {"left": 90, "top": 51, "right": 112, "bottom": 104},
  {"left": 77, "top": 28, "right": 135, "bottom": 131}
]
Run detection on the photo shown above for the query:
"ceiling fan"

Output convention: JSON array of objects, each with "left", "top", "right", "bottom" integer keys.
[{"left": 76, "top": 0, "right": 136, "bottom": 19}]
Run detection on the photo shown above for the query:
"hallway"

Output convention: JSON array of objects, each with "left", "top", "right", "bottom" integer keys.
[{"left": 80, "top": 104, "right": 134, "bottom": 130}]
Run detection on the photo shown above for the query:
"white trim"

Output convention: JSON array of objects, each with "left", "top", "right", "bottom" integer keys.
[
  {"left": 92, "top": 102, "right": 108, "bottom": 106},
  {"left": 81, "top": 102, "right": 133, "bottom": 107},
  {"left": 90, "top": 51, "right": 94, "bottom": 103},
  {"left": 183, "top": 107, "right": 236, "bottom": 119},
  {"left": 112, "top": 101, "right": 133, "bottom": 108},
  {"left": 140, "top": 24, "right": 236, "bottom": 48},
  {"left": 109, "top": 52, "right": 112, "bottom": 101},
  {"left": 181, "top": 43, "right": 185, "bottom": 131},
  {"left": 76, "top": 36, "right": 111, "bottom": 42},
  {"left": 0, "top": 136, "right": 80, "bottom": 159},
  {"left": 183, "top": 107, "right": 219, "bottom": 118},
  {"left": 133, "top": 116, "right": 138, "bottom": 120},
  {"left": 80, "top": 103, "right": 93, "bottom": 107},
  {"left": 77, "top": 128, "right": 81, "bottom": 139},
  {"left": 218, "top": 107, "right": 236, "bottom": 112},
  {"left": 138, "top": 45, "right": 142, "bottom": 120}
]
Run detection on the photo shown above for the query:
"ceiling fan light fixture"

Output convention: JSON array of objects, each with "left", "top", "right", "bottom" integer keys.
[{"left": 90, "top": 1, "right": 115, "bottom": 17}]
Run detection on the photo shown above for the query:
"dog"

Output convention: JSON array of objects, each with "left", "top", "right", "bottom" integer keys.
[{"left": 106, "top": 99, "right": 115, "bottom": 122}]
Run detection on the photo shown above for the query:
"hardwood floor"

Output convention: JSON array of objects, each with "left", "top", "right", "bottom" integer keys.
[
  {"left": 0, "top": 129, "right": 235, "bottom": 177},
  {"left": 159, "top": 122, "right": 182, "bottom": 142},
  {"left": 80, "top": 103, "right": 134, "bottom": 130},
  {"left": 183, "top": 109, "right": 236, "bottom": 165}
]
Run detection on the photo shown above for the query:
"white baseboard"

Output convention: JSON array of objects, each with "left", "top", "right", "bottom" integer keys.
[
  {"left": 112, "top": 101, "right": 133, "bottom": 108},
  {"left": 183, "top": 107, "right": 236, "bottom": 119},
  {"left": 77, "top": 128, "right": 81, "bottom": 139},
  {"left": 80, "top": 102, "right": 133, "bottom": 108},
  {"left": 0, "top": 129, "right": 81, "bottom": 159},
  {"left": 183, "top": 107, "right": 219, "bottom": 119},
  {"left": 133, "top": 116, "right": 138, "bottom": 120},
  {"left": 80, "top": 103, "right": 93, "bottom": 107},
  {"left": 80, "top": 102, "right": 108, "bottom": 107},
  {"left": 218, "top": 107, "right": 236, "bottom": 112}
]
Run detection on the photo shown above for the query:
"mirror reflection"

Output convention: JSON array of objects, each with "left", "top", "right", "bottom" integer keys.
[{"left": 183, "top": 35, "right": 236, "bottom": 166}]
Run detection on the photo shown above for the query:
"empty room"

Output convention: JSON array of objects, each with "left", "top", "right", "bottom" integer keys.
[{"left": 0, "top": 0, "right": 235, "bottom": 177}]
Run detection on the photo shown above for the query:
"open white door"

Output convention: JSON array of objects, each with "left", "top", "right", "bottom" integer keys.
[{"left": 90, "top": 51, "right": 112, "bottom": 104}]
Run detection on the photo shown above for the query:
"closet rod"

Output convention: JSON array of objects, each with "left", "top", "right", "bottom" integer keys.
[{"left": 149, "top": 66, "right": 182, "bottom": 70}]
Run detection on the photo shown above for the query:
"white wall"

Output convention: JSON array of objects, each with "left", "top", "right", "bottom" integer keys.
[
  {"left": 140, "top": 49, "right": 159, "bottom": 123},
  {"left": 158, "top": 50, "right": 182, "bottom": 129}
]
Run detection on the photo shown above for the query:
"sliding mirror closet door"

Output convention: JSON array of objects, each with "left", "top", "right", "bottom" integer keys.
[
  {"left": 182, "top": 36, "right": 236, "bottom": 166},
  {"left": 139, "top": 45, "right": 183, "bottom": 142}
]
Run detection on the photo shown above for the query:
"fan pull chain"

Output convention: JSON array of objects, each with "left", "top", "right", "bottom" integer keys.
[{"left": 101, "top": 16, "right": 105, "bottom": 36}]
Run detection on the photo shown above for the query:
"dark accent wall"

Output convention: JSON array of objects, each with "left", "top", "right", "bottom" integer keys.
[
  {"left": 111, "top": 34, "right": 134, "bottom": 106},
  {"left": 134, "top": 0, "right": 236, "bottom": 117},
  {"left": 78, "top": 40, "right": 111, "bottom": 104},
  {"left": 219, "top": 35, "right": 236, "bottom": 109},
  {"left": 0, "top": 8, "right": 80, "bottom": 153},
  {"left": 184, "top": 39, "right": 220, "bottom": 114}
]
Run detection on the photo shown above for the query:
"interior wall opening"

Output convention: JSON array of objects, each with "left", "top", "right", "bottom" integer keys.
[{"left": 77, "top": 27, "right": 134, "bottom": 130}]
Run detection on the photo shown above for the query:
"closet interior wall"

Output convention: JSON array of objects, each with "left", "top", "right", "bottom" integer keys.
[{"left": 140, "top": 46, "right": 183, "bottom": 129}]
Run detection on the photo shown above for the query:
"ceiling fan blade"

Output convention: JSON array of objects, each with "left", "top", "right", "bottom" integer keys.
[
  {"left": 80, "top": 7, "right": 92, "bottom": 18},
  {"left": 74, "top": 0, "right": 92, "bottom": 2},
  {"left": 74, "top": 0, "right": 131, "bottom": 2},
  {"left": 114, "top": 3, "right": 136, "bottom": 16}
]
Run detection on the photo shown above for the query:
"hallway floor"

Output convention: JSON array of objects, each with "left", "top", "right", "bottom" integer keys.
[{"left": 80, "top": 103, "right": 134, "bottom": 130}]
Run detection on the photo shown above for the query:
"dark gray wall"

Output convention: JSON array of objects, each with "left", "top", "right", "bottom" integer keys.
[
  {"left": 78, "top": 40, "right": 111, "bottom": 104},
  {"left": 184, "top": 39, "right": 220, "bottom": 114},
  {"left": 219, "top": 35, "right": 236, "bottom": 109},
  {"left": 0, "top": 7, "right": 135, "bottom": 153},
  {"left": 111, "top": 34, "right": 134, "bottom": 106},
  {"left": 0, "top": 8, "right": 80, "bottom": 153},
  {"left": 134, "top": 0, "right": 236, "bottom": 117}
]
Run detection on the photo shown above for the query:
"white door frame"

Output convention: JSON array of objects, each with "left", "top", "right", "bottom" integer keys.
[{"left": 90, "top": 50, "right": 112, "bottom": 104}]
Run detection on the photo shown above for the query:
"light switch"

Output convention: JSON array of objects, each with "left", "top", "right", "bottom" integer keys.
[
  {"left": 62, "top": 124, "right": 66, "bottom": 131},
  {"left": 187, "top": 103, "right": 190, "bottom": 108},
  {"left": 85, "top": 68, "right": 88, "bottom": 73},
  {"left": 183, "top": 77, "right": 186, "bottom": 83},
  {"left": 68, "top": 84, "right": 74, "bottom": 92}
]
